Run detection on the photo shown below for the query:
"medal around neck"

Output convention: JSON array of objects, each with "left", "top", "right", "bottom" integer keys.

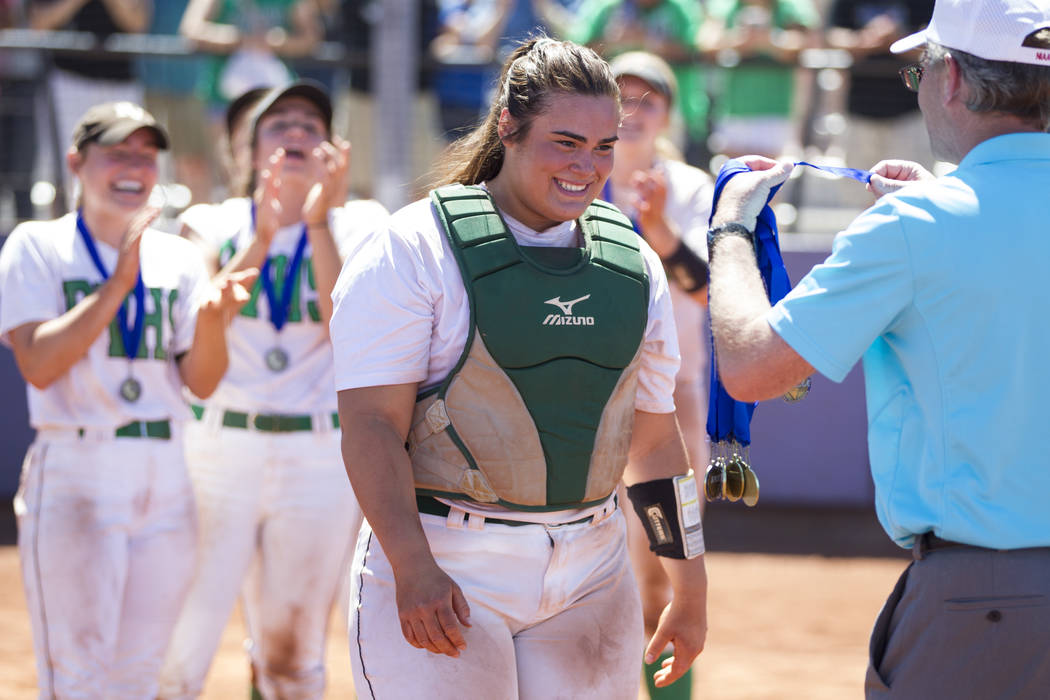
[
  {"left": 76, "top": 213, "right": 147, "bottom": 403},
  {"left": 120, "top": 376, "right": 143, "bottom": 403},
  {"left": 264, "top": 346, "right": 290, "bottom": 373}
]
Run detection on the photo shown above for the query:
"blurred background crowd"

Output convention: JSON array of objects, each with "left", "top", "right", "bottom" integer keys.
[{"left": 0, "top": 0, "right": 938, "bottom": 237}]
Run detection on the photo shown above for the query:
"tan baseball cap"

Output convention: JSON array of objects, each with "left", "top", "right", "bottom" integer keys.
[
  {"left": 890, "top": 0, "right": 1050, "bottom": 66},
  {"left": 72, "top": 101, "right": 170, "bottom": 150},
  {"left": 248, "top": 80, "right": 333, "bottom": 144},
  {"left": 609, "top": 51, "right": 678, "bottom": 106}
]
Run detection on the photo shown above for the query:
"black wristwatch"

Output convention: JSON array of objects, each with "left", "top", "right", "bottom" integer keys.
[{"left": 707, "top": 222, "right": 756, "bottom": 258}]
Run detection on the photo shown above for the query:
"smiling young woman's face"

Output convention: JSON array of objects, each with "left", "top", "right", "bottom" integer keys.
[
  {"left": 497, "top": 92, "right": 621, "bottom": 231},
  {"left": 71, "top": 128, "right": 160, "bottom": 214}
]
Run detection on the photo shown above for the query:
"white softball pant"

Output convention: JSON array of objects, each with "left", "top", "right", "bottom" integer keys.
[
  {"left": 157, "top": 421, "right": 361, "bottom": 700},
  {"left": 349, "top": 505, "right": 644, "bottom": 700},
  {"left": 15, "top": 429, "right": 197, "bottom": 699}
]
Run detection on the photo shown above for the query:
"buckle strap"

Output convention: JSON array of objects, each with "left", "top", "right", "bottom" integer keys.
[{"left": 409, "top": 400, "right": 450, "bottom": 453}]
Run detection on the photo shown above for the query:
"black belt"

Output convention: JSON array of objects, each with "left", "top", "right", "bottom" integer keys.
[
  {"left": 415, "top": 495, "right": 603, "bottom": 528},
  {"left": 913, "top": 532, "right": 999, "bottom": 560}
]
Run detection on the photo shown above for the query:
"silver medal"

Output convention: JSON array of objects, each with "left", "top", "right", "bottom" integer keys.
[
  {"left": 119, "top": 376, "right": 142, "bottom": 403},
  {"left": 265, "top": 346, "right": 290, "bottom": 373}
]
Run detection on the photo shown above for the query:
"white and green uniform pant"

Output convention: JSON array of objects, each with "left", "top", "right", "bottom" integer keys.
[
  {"left": 17, "top": 428, "right": 197, "bottom": 699},
  {"left": 158, "top": 420, "right": 361, "bottom": 700},
  {"left": 350, "top": 504, "right": 643, "bottom": 700}
]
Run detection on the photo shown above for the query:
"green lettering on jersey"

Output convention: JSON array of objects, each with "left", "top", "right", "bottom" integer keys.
[
  {"left": 305, "top": 259, "right": 321, "bottom": 322},
  {"left": 142, "top": 287, "right": 166, "bottom": 360},
  {"left": 63, "top": 279, "right": 178, "bottom": 360},
  {"left": 241, "top": 254, "right": 318, "bottom": 324},
  {"left": 239, "top": 272, "right": 264, "bottom": 319},
  {"left": 62, "top": 279, "right": 98, "bottom": 310}
]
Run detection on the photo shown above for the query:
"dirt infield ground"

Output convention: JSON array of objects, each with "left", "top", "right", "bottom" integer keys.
[{"left": 0, "top": 506, "right": 910, "bottom": 699}]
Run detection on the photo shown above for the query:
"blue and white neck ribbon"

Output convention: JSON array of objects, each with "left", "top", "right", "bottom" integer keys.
[
  {"left": 76, "top": 211, "right": 145, "bottom": 360},
  {"left": 252, "top": 204, "right": 309, "bottom": 332}
]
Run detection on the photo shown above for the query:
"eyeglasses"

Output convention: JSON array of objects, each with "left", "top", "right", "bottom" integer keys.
[
  {"left": 898, "top": 64, "right": 924, "bottom": 92},
  {"left": 704, "top": 453, "right": 759, "bottom": 506}
]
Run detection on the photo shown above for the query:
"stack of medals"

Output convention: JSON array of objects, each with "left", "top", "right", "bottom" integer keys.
[
  {"left": 77, "top": 212, "right": 146, "bottom": 403},
  {"left": 704, "top": 440, "right": 759, "bottom": 507},
  {"left": 259, "top": 222, "right": 309, "bottom": 374}
]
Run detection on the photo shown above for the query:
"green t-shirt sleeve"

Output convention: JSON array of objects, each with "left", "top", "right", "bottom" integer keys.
[
  {"left": 705, "top": 0, "right": 738, "bottom": 23},
  {"left": 775, "top": 0, "right": 820, "bottom": 29},
  {"left": 669, "top": 0, "right": 704, "bottom": 43},
  {"left": 569, "top": 0, "right": 618, "bottom": 45}
]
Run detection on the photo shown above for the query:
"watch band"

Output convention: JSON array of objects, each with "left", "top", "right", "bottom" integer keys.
[{"left": 707, "top": 222, "right": 756, "bottom": 258}]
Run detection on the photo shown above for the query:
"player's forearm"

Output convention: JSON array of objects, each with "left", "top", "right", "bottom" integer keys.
[
  {"left": 624, "top": 410, "right": 692, "bottom": 484},
  {"left": 179, "top": 0, "right": 239, "bottom": 53},
  {"left": 340, "top": 408, "right": 437, "bottom": 574},
  {"left": 709, "top": 235, "right": 806, "bottom": 401},
  {"left": 304, "top": 222, "right": 341, "bottom": 327},
  {"left": 177, "top": 309, "right": 228, "bottom": 397},
  {"left": 11, "top": 276, "right": 134, "bottom": 389},
  {"left": 661, "top": 554, "right": 708, "bottom": 602},
  {"left": 99, "top": 0, "right": 150, "bottom": 33}
]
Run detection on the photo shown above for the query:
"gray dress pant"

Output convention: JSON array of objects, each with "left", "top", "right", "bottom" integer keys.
[{"left": 866, "top": 538, "right": 1050, "bottom": 699}]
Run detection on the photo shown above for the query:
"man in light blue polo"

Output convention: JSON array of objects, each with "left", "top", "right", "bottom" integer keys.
[{"left": 703, "top": 0, "right": 1050, "bottom": 696}]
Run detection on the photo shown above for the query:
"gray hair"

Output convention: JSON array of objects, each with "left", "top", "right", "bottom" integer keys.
[{"left": 924, "top": 42, "right": 1050, "bottom": 131}]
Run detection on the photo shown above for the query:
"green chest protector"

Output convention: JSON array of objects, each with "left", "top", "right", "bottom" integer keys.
[{"left": 408, "top": 185, "right": 650, "bottom": 510}]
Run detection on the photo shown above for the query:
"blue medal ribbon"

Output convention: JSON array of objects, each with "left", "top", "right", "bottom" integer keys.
[
  {"left": 706, "top": 160, "right": 796, "bottom": 446},
  {"left": 793, "top": 161, "right": 873, "bottom": 183},
  {"left": 76, "top": 212, "right": 146, "bottom": 361},
  {"left": 705, "top": 159, "right": 869, "bottom": 446},
  {"left": 252, "top": 204, "right": 309, "bottom": 332}
]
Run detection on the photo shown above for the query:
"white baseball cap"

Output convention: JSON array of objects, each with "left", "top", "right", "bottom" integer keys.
[{"left": 890, "top": 0, "right": 1050, "bottom": 66}]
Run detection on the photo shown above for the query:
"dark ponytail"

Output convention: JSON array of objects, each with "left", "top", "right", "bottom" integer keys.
[{"left": 431, "top": 37, "right": 620, "bottom": 187}]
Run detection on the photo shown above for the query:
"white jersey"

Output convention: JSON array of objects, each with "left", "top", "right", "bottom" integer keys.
[
  {"left": 0, "top": 213, "right": 209, "bottom": 428},
  {"left": 608, "top": 158, "right": 713, "bottom": 383},
  {"left": 182, "top": 197, "right": 389, "bottom": 413},
  {"left": 330, "top": 192, "right": 681, "bottom": 414}
]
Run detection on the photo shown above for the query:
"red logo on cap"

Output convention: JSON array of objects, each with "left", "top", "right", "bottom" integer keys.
[{"left": 1038, "top": 51, "right": 1050, "bottom": 61}]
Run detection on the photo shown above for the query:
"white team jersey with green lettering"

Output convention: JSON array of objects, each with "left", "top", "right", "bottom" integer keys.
[
  {"left": 0, "top": 213, "right": 210, "bottom": 428},
  {"left": 181, "top": 198, "right": 388, "bottom": 414}
]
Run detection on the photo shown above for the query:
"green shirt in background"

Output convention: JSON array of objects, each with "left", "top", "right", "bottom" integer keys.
[
  {"left": 706, "top": 0, "right": 818, "bottom": 119},
  {"left": 199, "top": 0, "right": 300, "bottom": 108},
  {"left": 570, "top": 0, "right": 708, "bottom": 140}
]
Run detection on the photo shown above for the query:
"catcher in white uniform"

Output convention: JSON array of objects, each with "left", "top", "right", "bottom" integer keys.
[
  {"left": 333, "top": 38, "right": 708, "bottom": 700},
  {"left": 604, "top": 51, "right": 714, "bottom": 700},
  {"left": 157, "top": 82, "right": 381, "bottom": 699},
  {"left": 0, "top": 102, "right": 252, "bottom": 698}
]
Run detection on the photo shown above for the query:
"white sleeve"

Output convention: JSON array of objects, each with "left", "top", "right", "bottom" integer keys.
[
  {"left": 0, "top": 225, "right": 62, "bottom": 343},
  {"left": 635, "top": 240, "right": 680, "bottom": 414},
  {"left": 331, "top": 199, "right": 390, "bottom": 261},
  {"left": 330, "top": 224, "right": 437, "bottom": 391},
  {"left": 172, "top": 240, "right": 212, "bottom": 356}
]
